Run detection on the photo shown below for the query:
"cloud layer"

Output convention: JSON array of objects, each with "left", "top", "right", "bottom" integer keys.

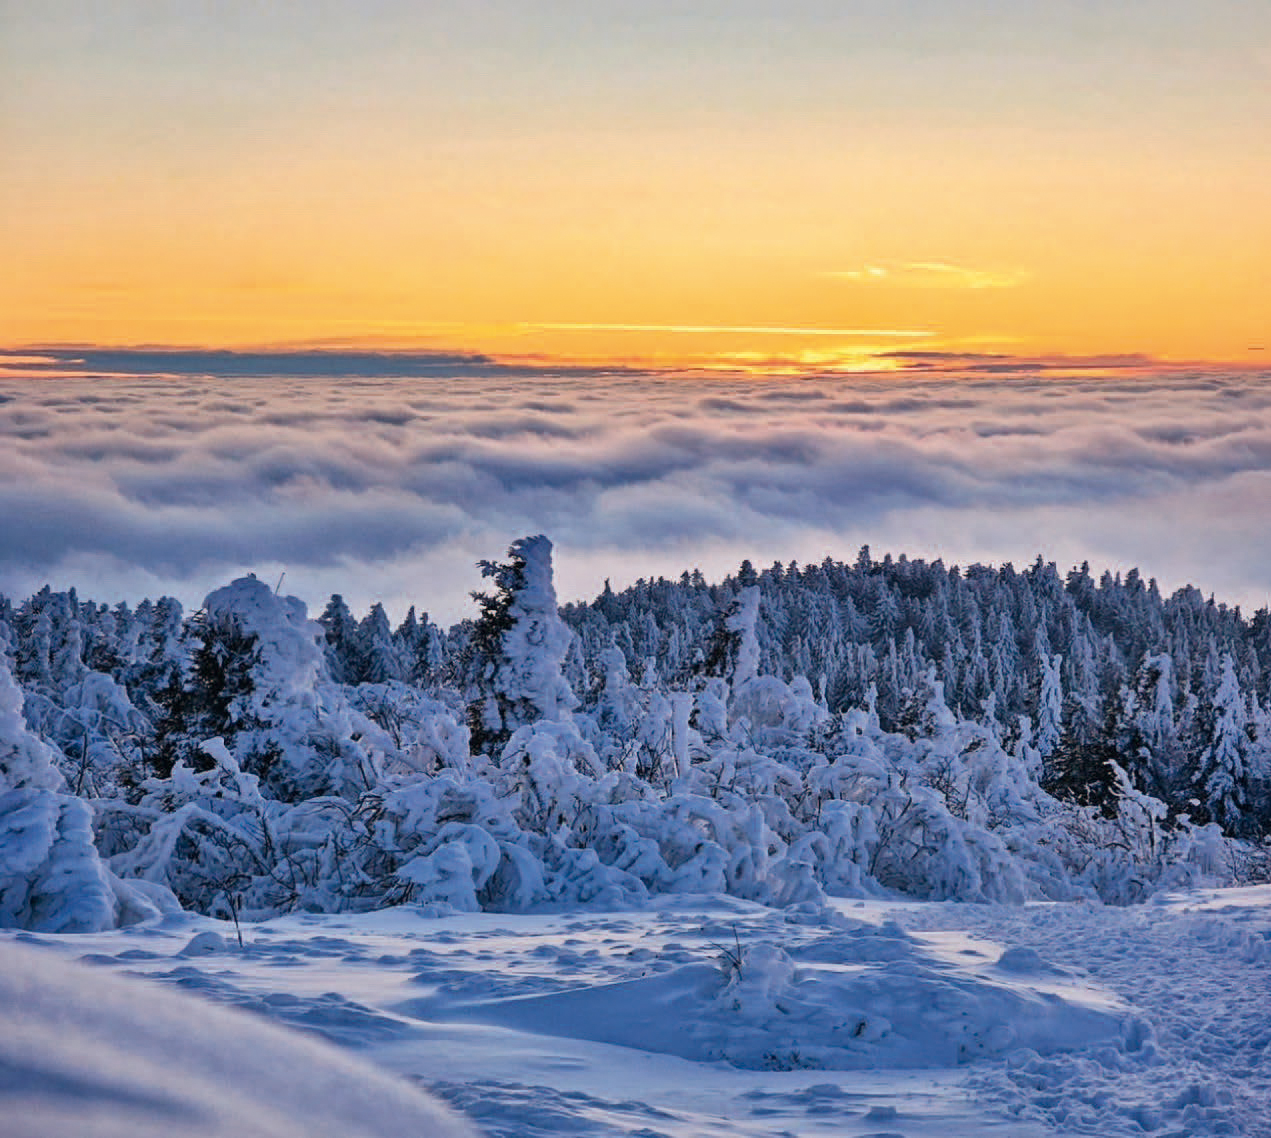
[{"left": 2, "top": 351, "right": 1270, "bottom": 622}]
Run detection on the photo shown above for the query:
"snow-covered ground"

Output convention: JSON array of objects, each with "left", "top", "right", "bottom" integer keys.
[{"left": 6, "top": 888, "right": 1269, "bottom": 1137}]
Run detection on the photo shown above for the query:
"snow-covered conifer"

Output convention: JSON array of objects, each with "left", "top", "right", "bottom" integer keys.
[
  {"left": 318, "top": 595, "right": 362, "bottom": 684},
  {"left": 467, "top": 536, "right": 578, "bottom": 754},
  {"left": 1196, "top": 653, "right": 1249, "bottom": 831},
  {"left": 1036, "top": 652, "right": 1063, "bottom": 759},
  {"left": 358, "top": 603, "right": 403, "bottom": 685}
]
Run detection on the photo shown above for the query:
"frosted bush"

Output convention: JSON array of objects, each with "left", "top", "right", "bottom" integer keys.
[{"left": 0, "top": 659, "right": 118, "bottom": 931}]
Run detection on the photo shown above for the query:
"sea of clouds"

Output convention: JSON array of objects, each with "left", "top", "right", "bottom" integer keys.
[{"left": 2, "top": 351, "right": 1270, "bottom": 623}]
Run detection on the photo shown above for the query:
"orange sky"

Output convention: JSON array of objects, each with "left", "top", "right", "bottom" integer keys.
[{"left": 3, "top": 3, "right": 1267, "bottom": 371}]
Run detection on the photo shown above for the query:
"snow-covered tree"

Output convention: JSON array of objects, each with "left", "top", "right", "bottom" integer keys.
[
  {"left": 156, "top": 576, "right": 380, "bottom": 801},
  {"left": 1035, "top": 652, "right": 1064, "bottom": 759},
  {"left": 1195, "top": 653, "right": 1249, "bottom": 832},
  {"left": 466, "top": 536, "right": 578, "bottom": 753},
  {"left": 318, "top": 595, "right": 362, "bottom": 684},
  {"left": 0, "top": 658, "right": 117, "bottom": 931}
]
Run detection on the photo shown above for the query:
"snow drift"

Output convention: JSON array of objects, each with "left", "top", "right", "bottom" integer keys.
[{"left": 0, "top": 938, "right": 476, "bottom": 1138}]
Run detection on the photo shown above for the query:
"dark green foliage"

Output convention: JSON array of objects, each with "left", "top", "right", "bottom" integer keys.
[
  {"left": 1042, "top": 732, "right": 1123, "bottom": 818},
  {"left": 464, "top": 544, "right": 530, "bottom": 755},
  {"left": 151, "top": 610, "right": 261, "bottom": 779}
]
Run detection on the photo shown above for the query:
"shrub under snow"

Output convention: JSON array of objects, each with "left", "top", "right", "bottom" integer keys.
[{"left": 0, "top": 658, "right": 141, "bottom": 932}]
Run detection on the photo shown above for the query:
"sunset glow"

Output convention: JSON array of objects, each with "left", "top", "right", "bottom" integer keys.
[{"left": 3, "top": 2, "right": 1267, "bottom": 372}]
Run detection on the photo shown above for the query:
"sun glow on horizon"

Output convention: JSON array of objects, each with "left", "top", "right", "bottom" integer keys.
[{"left": 2, "top": 4, "right": 1267, "bottom": 368}]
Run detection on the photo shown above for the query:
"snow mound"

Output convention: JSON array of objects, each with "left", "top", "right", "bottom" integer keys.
[
  {"left": 178, "top": 929, "right": 230, "bottom": 956},
  {"left": 403, "top": 920, "right": 1134, "bottom": 1072},
  {"left": 993, "top": 945, "right": 1069, "bottom": 975},
  {"left": 0, "top": 939, "right": 476, "bottom": 1138}
]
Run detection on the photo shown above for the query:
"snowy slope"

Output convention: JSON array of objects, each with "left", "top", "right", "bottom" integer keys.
[
  {"left": 0, "top": 938, "right": 475, "bottom": 1138},
  {"left": 7, "top": 888, "right": 1269, "bottom": 1137}
]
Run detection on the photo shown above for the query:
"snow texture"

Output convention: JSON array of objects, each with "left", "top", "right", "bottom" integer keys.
[
  {"left": 7, "top": 886, "right": 1271, "bottom": 1137},
  {"left": 3, "top": 538, "right": 1271, "bottom": 1136},
  {"left": 0, "top": 937, "right": 476, "bottom": 1138}
]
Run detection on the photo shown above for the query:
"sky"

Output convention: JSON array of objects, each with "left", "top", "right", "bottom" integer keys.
[
  {"left": 3, "top": 1, "right": 1269, "bottom": 369},
  {"left": 3, "top": 4, "right": 1270, "bottom": 620}
]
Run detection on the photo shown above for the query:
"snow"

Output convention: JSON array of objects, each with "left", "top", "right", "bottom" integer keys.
[
  {"left": 7, "top": 885, "right": 1270, "bottom": 1136},
  {"left": 5, "top": 547, "right": 1271, "bottom": 1134},
  {"left": 486, "top": 535, "right": 579, "bottom": 727},
  {"left": 7, "top": 554, "right": 1270, "bottom": 937},
  {"left": 406, "top": 918, "right": 1126, "bottom": 1072},
  {"left": 0, "top": 658, "right": 119, "bottom": 932},
  {"left": 0, "top": 937, "right": 476, "bottom": 1138}
]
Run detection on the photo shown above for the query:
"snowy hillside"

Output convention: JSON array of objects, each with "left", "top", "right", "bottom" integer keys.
[
  {"left": 6, "top": 887, "right": 1269, "bottom": 1136},
  {"left": 3, "top": 537, "right": 1271, "bottom": 1134},
  {"left": 0, "top": 937, "right": 476, "bottom": 1138}
]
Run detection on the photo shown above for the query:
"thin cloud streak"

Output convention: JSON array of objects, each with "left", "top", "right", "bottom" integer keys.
[
  {"left": 877, "top": 350, "right": 1178, "bottom": 375},
  {"left": 517, "top": 322, "right": 936, "bottom": 338},
  {"left": 826, "top": 261, "right": 1031, "bottom": 290}
]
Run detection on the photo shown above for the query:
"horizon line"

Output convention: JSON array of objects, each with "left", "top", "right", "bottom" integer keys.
[{"left": 1, "top": 340, "right": 1264, "bottom": 381}]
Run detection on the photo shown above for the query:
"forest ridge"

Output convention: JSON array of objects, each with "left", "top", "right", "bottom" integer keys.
[{"left": 1, "top": 537, "right": 1268, "bottom": 936}]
